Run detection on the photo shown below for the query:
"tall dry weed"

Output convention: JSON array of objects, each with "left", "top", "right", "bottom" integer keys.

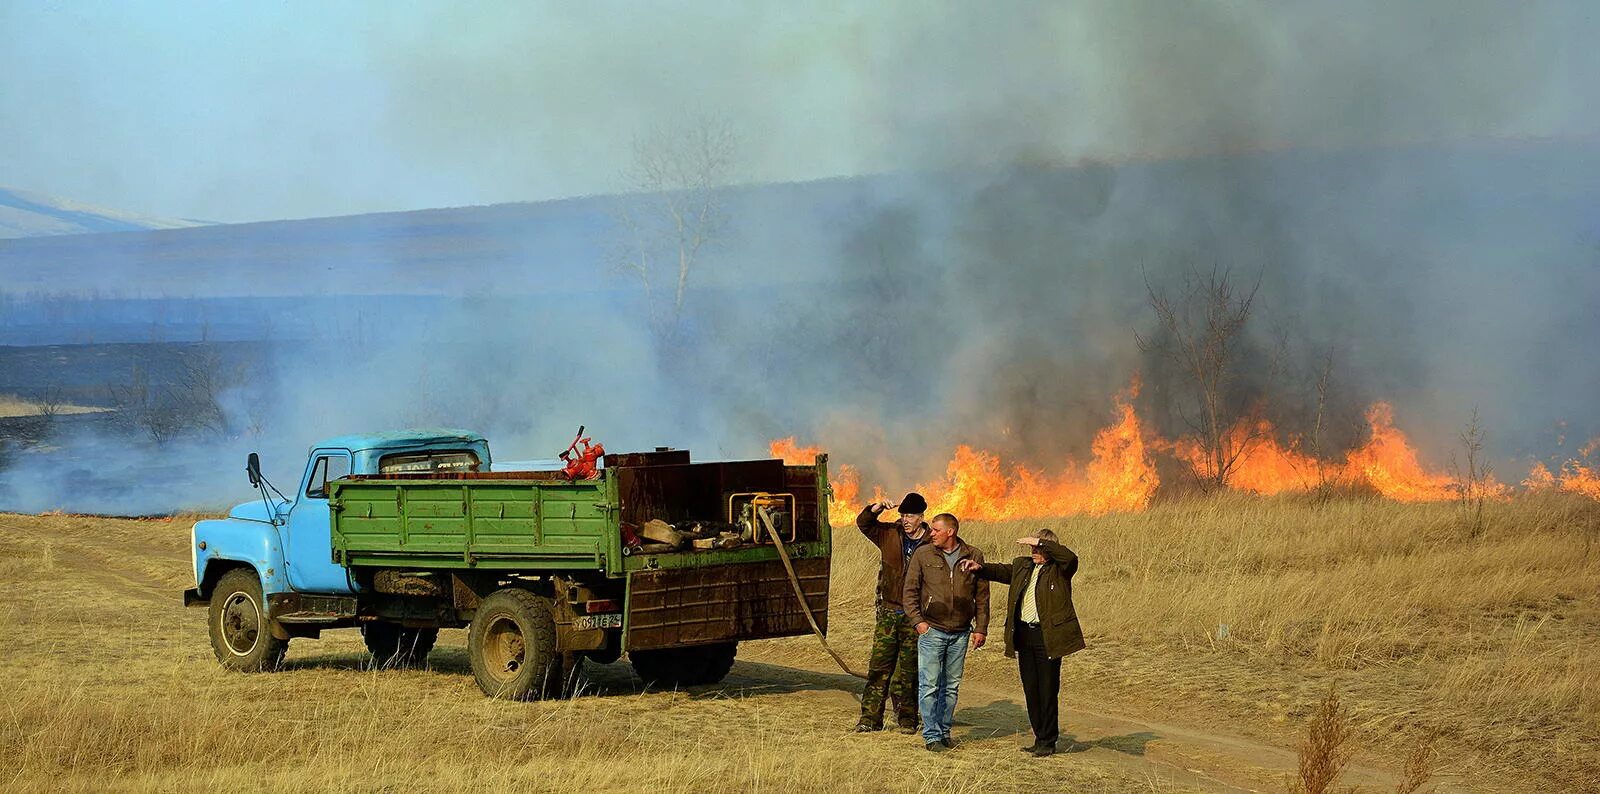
[{"left": 1288, "top": 686, "right": 1354, "bottom": 794}]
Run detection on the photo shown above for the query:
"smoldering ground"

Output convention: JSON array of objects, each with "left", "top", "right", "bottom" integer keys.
[{"left": 2, "top": 1, "right": 1599, "bottom": 512}]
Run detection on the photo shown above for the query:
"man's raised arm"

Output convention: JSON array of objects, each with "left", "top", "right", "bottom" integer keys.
[
  {"left": 1036, "top": 539, "right": 1079, "bottom": 575},
  {"left": 857, "top": 501, "right": 895, "bottom": 540}
]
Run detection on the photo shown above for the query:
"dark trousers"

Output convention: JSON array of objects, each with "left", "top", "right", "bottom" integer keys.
[{"left": 1016, "top": 622, "right": 1061, "bottom": 747}]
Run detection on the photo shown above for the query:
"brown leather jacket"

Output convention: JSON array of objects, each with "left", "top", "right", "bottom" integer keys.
[
  {"left": 973, "top": 540, "right": 1086, "bottom": 658},
  {"left": 856, "top": 505, "right": 928, "bottom": 612},
  {"left": 903, "top": 538, "right": 990, "bottom": 634}
]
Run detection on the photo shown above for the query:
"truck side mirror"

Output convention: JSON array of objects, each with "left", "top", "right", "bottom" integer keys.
[{"left": 246, "top": 452, "right": 262, "bottom": 488}]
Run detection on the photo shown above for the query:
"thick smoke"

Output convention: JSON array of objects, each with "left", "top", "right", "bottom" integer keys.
[{"left": 3, "top": 2, "right": 1599, "bottom": 512}]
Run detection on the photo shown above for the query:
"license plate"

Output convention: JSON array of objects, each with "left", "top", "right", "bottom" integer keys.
[{"left": 574, "top": 614, "right": 622, "bottom": 630}]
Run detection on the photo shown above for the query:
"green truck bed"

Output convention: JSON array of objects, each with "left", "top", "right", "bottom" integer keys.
[
  {"left": 328, "top": 456, "right": 834, "bottom": 650},
  {"left": 325, "top": 456, "right": 833, "bottom": 654}
]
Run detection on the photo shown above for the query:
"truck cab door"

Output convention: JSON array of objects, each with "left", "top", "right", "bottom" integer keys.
[{"left": 284, "top": 449, "right": 356, "bottom": 594}]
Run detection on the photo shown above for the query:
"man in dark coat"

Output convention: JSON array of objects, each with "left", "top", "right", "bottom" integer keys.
[
  {"left": 853, "top": 492, "right": 930, "bottom": 732},
  {"left": 960, "top": 528, "right": 1085, "bottom": 756}
]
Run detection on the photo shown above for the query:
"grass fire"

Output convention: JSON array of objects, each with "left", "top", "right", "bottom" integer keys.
[{"left": 4, "top": 3, "right": 1600, "bottom": 793}]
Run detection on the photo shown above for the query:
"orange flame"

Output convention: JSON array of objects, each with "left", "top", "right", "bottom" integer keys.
[
  {"left": 1343, "top": 402, "right": 1457, "bottom": 502},
  {"left": 1526, "top": 440, "right": 1600, "bottom": 500},
  {"left": 768, "top": 437, "right": 862, "bottom": 522},
  {"left": 1166, "top": 418, "right": 1324, "bottom": 495},
  {"left": 773, "top": 396, "right": 1584, "bottom": 524},
  {"left": 894, "top": 386, "right": 1156, "bottom": 521},
  {"left": 1558, "top": 461, "right": 1600, "bottom": 500}
]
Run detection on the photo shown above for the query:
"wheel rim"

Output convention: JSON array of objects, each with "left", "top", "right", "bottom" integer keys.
[
  {"left": 481, "top": 615, "right": 527, "bottom": 683},
  {"left": 219, "top": 592, "right": 262, "bottom": 657}
]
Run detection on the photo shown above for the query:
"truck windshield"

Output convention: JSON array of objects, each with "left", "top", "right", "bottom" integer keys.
[{"left": 378, "top": 450, "right": 482, "bottom": 474}]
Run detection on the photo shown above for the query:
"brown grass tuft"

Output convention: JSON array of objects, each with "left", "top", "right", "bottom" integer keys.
[{"left": 1393, "top": 729, "right": 1438, "bottom": 794}]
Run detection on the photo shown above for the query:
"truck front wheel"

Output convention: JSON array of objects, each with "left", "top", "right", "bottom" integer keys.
[
  {"left": 630, "top": 641, "right": 737, "bottom": 688},
  {"left": 208, "top": 568, "right": 288, "bottom": 672},
  {"left": 363, "top": 623, "right": 438, "bottom": 668},
  {"left": 468, "top": 588, "right": 561, "bottom": 700}
]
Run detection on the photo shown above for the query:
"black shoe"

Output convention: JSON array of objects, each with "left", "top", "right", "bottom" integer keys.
[
  {"left": 926, "top": 741, "right": 948, "bottom": 753},
  {"left": 940, "top": 736, "right": 956, "bottom": 749},
  {"left": 897, "top": 721, "right": 919, "bottom": 734},
  {"left": 1019, "top": 743, "right": 1040, "bottom": 753},
  {"left": 1032, "top": 744, "right": 1056, "bottom": 757},
  {"left": 854, "top": 722, "right": 879, "bottom": 732}
]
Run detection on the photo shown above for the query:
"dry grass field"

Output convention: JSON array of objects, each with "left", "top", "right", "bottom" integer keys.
[{"left": 1, "top": 494, "right": 1596, "bottom": 792}]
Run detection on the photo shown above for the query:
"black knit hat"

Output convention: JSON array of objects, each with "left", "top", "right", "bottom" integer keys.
[{"left": 899, "top": 492, "right": 928, "bottom": 514}]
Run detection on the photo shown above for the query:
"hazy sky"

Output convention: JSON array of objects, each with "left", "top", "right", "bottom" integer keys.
[{"left": 3, "top": 0, "right": 1597, "bottom": 223}]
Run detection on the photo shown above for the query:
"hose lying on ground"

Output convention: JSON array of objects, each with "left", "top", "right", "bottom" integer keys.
[{"left": 761, "top": 509, "right": 868, "bottom": 682}]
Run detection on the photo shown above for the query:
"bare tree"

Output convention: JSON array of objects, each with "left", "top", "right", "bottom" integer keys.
[
  {"left": 174, "top": 343, "right": 241, "bottom": 436},
  {"left": 1136, "top": 264, "right": 1265, "bottom": 491},
  {"left": 1451, "top": 407, "right": 1493, "bottom": 538},
  {"left": 110, "top": 363, "right": 183, "bottom": 444},
  {"left": 1309, "top": 347, "right": 1336, "bottom": 490},
  {"left": 610, "top": 117, "right": 736, "bottom": 325}
]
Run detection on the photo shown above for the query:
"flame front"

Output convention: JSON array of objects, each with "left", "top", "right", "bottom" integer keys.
[
  {"left": 1523, "top": 440, "right": 1600, "bottom": 500},
  {"left": 1343, "top": 403, "right": 1458, "bottom": 502},
  {"left": 774, "top": 396, "right": 1588, "bottom": 526}
]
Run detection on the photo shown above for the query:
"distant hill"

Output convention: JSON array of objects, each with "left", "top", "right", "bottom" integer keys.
[
  {"left": 0, "top": 185, "right": 210, "bottom": 239},
  {"left": 2, "top": 137, "right": 1597, "bottom": 303}
]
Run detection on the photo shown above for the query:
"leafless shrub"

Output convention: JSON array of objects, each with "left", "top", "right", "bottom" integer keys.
[
  {"left": 173, "top": 344, "right": 241, "bottom": 436},
  {"left": 109, "top": 345, "right": 244, "bottom": 444},
  {"left": 109, "top": 363, "right": 185, "bottom": 444},
  {"left": 36, "top": 384, "right": 64, "bottom": 422},
  {"left": 1288, "top": 686, "right": 1354, "bottom": 794}
]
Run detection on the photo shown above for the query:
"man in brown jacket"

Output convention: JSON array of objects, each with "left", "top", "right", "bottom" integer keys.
[
  {"left": 960, "top": 528, "right": 1085, "bottom": 756},
  {"left": 903, "top": 513, "right": 989, "bottom": 752},
  {"left": 853, "top": 492, "right": 930, "bottom": 732}
]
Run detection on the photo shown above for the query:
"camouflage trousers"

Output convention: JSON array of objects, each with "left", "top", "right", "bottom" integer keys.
[{"left": 859, "top": 607, "right": 919, "bottom": 728}]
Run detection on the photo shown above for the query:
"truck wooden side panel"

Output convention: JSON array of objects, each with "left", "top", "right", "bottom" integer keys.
[{"left": 329, "top": 478, "right": 616, "bottom": 572}]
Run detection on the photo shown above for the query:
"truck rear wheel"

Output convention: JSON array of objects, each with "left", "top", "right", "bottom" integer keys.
[
  {"left": 362, "top": 623, "right": 438, "bottom": 668},
  {"left": 629, "top": 641, "right": 737, "bottom": 688},
  {"left": 468, "top": 588, "right": 561, "bottom": 700},
  {"left": 208, "top": 568, "right": 288, "bottom": 672}
]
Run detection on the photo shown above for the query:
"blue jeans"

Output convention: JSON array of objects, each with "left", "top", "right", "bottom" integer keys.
[{"left": 916, "top": 627, "right": 970, "bottom": 744}]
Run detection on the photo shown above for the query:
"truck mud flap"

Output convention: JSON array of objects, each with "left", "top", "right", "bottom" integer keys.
[{"left": 625, "top": 557, "right": 829, "bottom": 650}]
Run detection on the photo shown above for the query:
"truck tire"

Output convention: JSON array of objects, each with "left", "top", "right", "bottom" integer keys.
[
  {"left": 468, "top": 588, "right": 561, "bottom": 700},
  {"left": 362, "top": 623, "right": 438, "bottom": 668},
  {"left": 208, "top": 568, "right": 288, "bottom": 672},
  {"left": 629, "top": 641, "right": 737, "bottom": 688}
]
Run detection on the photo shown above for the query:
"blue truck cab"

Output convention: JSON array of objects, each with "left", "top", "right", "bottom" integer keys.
[{"left": 184, "top": 429, "right": 490, "bottom": 670}]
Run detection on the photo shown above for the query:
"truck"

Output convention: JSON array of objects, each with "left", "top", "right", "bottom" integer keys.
[{"left": 183, "top": 429, "right": 833, "bottom": 699}]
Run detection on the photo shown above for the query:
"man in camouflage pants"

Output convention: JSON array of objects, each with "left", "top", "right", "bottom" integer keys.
[{"left": 854, "top": 492, "right": 930, "bottom": 733}]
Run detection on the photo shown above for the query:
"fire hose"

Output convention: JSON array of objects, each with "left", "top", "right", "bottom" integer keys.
[{"left": 758, "top": 507, "right": 868, "bottom": 683}]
